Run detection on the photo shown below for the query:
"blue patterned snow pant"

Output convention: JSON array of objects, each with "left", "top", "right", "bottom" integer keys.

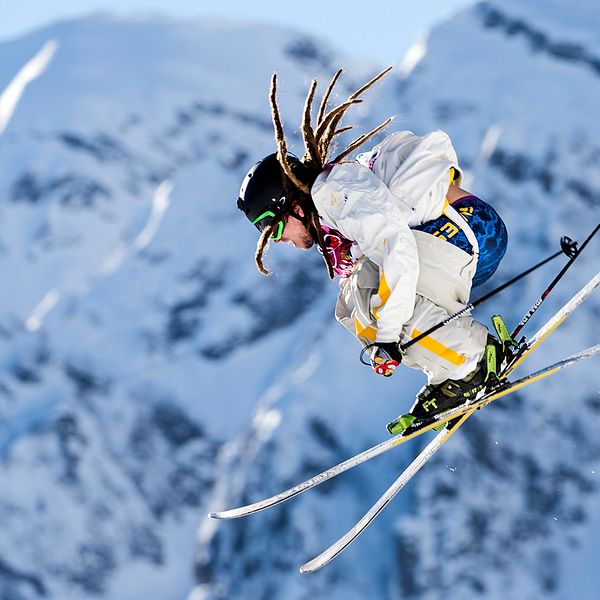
[{"left": 413, "top": 195, "right": 508, "bottom": 287}]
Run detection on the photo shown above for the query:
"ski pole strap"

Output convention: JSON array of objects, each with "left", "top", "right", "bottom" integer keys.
[{"left": 511, "top": 223, "right": 599, "bottom": 339}]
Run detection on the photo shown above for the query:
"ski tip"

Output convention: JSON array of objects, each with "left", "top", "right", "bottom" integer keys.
[
  {"left": 299, "top": 558, "right": 323, "bottom": 574},
  {"left": 208, "top": 508, "right": 247, "bottom": 520}
]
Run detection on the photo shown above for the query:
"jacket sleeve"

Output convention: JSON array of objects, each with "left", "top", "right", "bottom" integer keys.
[{"left": 312, "top": 162, "right": 419, "bottom": 343}]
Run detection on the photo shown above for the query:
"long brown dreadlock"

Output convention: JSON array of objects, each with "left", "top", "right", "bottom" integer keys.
[{"left": 255, "top": 66, "right": 394, "bottom": 279}]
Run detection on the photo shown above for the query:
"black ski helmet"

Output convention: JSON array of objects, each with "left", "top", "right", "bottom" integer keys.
[{"left": 237, "top": 153, "right": 310, "bottom": 236}]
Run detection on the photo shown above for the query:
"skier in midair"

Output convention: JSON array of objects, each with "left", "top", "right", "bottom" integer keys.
[{"left": 236, "top": 67, "right": 508, "bottom": 431}]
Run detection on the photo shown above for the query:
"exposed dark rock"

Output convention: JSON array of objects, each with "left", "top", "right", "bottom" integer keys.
[
  {"left": 126, "top": 399, "right": 215, "bottom": 518},
  {"left": 9, "top": 363, "right": 41, "bottom": 384},
  {"left": 0, "top": 556, "right": 47, "bottom": 598},
  {"left": 489, "top": 146, "right": 600, "bottom": 206},
  {"left": 67, "top": 542, "right": 116, "bottom": 595},
  {"left": 201, "top": 261, "right": 325, "bottom": 360},
  {"left": 55, "top": 413, "right": 87, "bottom": 484},
  {"left": 489, "top": 148, "right": 555, "bottom": 193},
  {"left": 128, "top": 524, "right": 164, "bottom": 565},
  {"left": 522, "top": 455, "right": 560, "bottom": 515},
  {"left": 456, "top": 573, "right": 486, "bottom": 595},
  {"left": 165, "top": 263, "right": 225, "bottom": 343},
  {"left": 432, "top": 480, "right": 458, "bottom": 499},
  {"left": 166, "top": 100, "right": 272, "bottom": 138},
  {"left": 11, "top": 172, "right": 110, "bottom": 207},
  {"left": 566, "top": 178, "right": 600, "bottom": 208},
  {"left": 151, "top": 402, "right": 204, "bottom": 447},
  {"left": 395, "top": 532, "right": 422, "bottom": 598},
  {"left": 434, "top": 100, "right": 477, "bottom": 122},
  {"left": 468, "top": 508, "right": 490, "bottom": 553},
  {"left": 537, "top": 548, "right": 559, "bottom": 593},
  {"left": 479, "top": 3, "right": 600, "bottom": 78},
  {"left": 220, "top": 149, "right": 249, "bottom": 171},
  {"left": 167, "top": 462, "right": 210, "bottom": 509},
  {"left": 57, "top": 132, "right": 131, "bottom": 162},
  {"left": 285, "top": 37, "right": 332, "bottom": 70},
  {"left": 309, "top": 417, "right": 341, "bottom": 453},
  {"left": 64, "top": 362, "right": 110, "bottom": 396},
  {"left": 584, "top": 393, "right": 600, "bottom": 414},
  {"left": 462, "top": 420, "right": 513, "bottom": 477}
]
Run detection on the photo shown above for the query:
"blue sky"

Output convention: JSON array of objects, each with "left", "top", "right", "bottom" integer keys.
[{"left": 1, "top": 0, "right": 475, "bottom": 66}]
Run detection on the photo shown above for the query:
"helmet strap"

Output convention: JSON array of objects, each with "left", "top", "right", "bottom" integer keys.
[
  {"left": 288, "top": 211, "right": 308, "bottom": 227},
  {"left": 288, "top": 210, "right": 318, "bottom": 242}
]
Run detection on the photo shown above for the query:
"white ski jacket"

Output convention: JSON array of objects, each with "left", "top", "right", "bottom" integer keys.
[{"left": 311, "top": 130, "right": 478, "bottom": 345}]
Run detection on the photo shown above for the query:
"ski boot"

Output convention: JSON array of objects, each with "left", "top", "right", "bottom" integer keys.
[{"left": 387, "top": 329, "right": 508, "bottom": 436}]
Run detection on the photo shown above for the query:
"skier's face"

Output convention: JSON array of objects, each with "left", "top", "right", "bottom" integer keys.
[{"left": 274, "top": 205, "right": 314, "bottom": 250}]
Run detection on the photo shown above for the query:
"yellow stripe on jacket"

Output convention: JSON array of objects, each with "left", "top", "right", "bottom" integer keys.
[{"left": 411, "top": 328, "right": 466, "bottom": 366}]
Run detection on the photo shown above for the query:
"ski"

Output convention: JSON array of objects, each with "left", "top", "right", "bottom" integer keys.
[
  {"left": 298, "top": 273, "right": 599, "bottom": 572},
  {"left": 209, "top": 272, "right": 599, "bottom": 522},
  {"left": 299, "top": 344, "right": 600, "bottom": 572}
]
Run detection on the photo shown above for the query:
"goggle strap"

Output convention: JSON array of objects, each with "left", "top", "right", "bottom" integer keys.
[{"left": 271, "top": 220, "right": 284, "bottom": 241}]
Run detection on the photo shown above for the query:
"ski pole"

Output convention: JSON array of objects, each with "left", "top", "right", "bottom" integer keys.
[
  {"left": 511, "top": 222, "right": 600, "bottom": 340},
  {"left": 398, "top": 235, "right": 578, "bottom": 352}
]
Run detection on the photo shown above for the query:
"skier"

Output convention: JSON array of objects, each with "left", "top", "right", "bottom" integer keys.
[{"left": 236, "top": 67, "right": 508, "bottom": 430}]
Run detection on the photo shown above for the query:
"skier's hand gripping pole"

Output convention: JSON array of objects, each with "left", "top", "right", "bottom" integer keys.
[{"left": 370, "top": 342, "right": 403, "bottom": 377}]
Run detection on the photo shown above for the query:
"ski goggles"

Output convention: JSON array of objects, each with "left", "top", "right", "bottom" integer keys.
[{"left": 252, "top": 210, "right": 285, "bottom": 241}]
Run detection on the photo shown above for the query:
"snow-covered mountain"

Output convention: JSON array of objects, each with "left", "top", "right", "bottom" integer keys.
[{"left": 0, "top": 2, "right": 598, "bottom": 599}]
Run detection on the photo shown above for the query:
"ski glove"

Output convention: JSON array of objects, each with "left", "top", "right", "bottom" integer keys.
[{"left": 370, "top": 342, "right": 403, "bottom": 377}]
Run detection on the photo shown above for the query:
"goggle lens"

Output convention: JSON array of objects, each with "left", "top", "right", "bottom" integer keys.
[{"left": 252, "top": 210, "right": 284, "bottom": 241}]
